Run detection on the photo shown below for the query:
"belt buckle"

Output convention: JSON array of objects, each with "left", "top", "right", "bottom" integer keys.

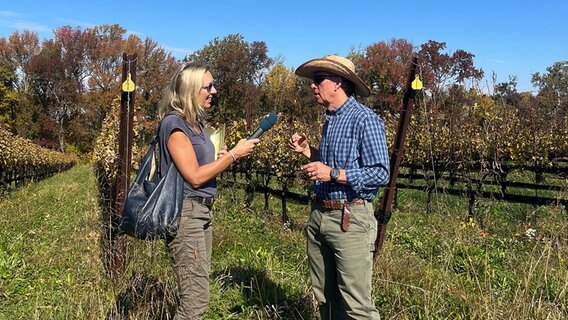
[
  {"left": 190, "top": 196, "right": 214, "bottom": 207},
  {"left": 347, "top": 198, "right": 365, "bottom": 206},
  {"left": 201, "top": 197, "right": 213, "bottom": 206}
]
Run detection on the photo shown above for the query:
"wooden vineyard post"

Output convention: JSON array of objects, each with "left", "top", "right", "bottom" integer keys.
[
  {"left": 109, "top": 53, "right": 137, "bottom": 283},
  {"left": 374, "top": 56, "right": 420, "bottom": 258}
]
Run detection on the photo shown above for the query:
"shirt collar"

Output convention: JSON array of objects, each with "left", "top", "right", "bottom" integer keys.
[{"left": 325, "top": 96, "right": 356, "bottom": 117}]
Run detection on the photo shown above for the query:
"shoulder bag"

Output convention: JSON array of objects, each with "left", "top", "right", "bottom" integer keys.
[{"left": 120, "top": 122, "right": 184, "bottom": 240}]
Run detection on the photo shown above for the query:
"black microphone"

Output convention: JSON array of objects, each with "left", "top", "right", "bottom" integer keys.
[{"left": 248, "top": 112, "right": 278, "bottom": 139}]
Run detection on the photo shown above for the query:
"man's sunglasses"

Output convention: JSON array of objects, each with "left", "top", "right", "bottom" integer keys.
[
  {"left": 201, "top": 82, "right": 215, "bottom": 92},
  {"left": 313, "top": 75, "right": 339, "bottom": 85}
]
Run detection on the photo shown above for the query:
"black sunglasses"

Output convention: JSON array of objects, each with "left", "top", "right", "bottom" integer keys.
[
  {"left": 313, "top": 75, "right": 339, "bottom": 85},
  {"left": 201, "top": 82, "right": 215, "bottom": 92}
]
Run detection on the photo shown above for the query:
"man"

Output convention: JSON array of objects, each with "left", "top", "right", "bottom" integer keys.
[{"left": 289, "top": 55, "right": 389, "bottom": 319}]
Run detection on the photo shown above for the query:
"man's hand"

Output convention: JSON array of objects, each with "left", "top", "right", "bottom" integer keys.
[
  {"left": 301, "top": 161, "right": 331, "bottom": 182},
  {"left": 289, "top": 133, "right": 311, "bottom": 159}
]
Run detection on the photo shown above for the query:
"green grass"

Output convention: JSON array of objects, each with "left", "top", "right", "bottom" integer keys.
[
  {"left": 1, "top": 164, "right": 567, "bottom": 319},
  {"left": 0, "top": 164, "right": 114, "bottom": 319}
]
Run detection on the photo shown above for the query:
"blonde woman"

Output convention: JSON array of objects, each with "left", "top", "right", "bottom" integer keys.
[{"left": 158, "top": 63, "right": 259, "bottom": 319}]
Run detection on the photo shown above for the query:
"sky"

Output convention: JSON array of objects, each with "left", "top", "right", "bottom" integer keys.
[{"left": 1, "top": 1, "right": 567, "bottom": 93}]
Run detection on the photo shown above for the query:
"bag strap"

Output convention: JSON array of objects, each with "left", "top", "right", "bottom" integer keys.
[
  {"left": 153, "top": 112, "right": 186, "bottom": 175},
  {"left": 130, "top": 112, "right": 184, "bottom": 186}
]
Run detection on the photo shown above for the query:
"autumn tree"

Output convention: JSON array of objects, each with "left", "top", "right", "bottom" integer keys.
[
  {"left": 83, "top": 24, "right": 127, "bottom": 127},
  {"left": 185, "top": 34, "right": 272, "bottom": 128},
  {"left": 0, "top": 66, "right": 17, "bottom": 126},
  {"left": 0, "top": 31, "right": 41, "bottom": 139},
  {"left": 81, "top": 25, "right": 176, "bottom": 151},
  {"left": 0, "top": 24, "right": 178, "bottom": 153},
  {"left": 24, "top": 26, "right": 94, "bottom": 151},
  {"left": 532, "top": 61, "right": 568, "bottom": 118},
  {"left": 531, "top": 61, "right": 568, "bottom": 160},
  {"left": 131, "top": 36, "right": 178, "bottom": 121},
  {"left": 418, "top": 40, "right": 484, "bottom": 94},
  {"left": 354, "top": 38, "right": 416, "bottom": 112},
  {"left": 7, "top": 30, "right": 41, "bottom": 93}
]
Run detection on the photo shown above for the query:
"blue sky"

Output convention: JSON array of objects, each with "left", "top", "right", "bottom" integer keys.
[{"left": 1, "top": 1, "right": 566, "bottom": 93}]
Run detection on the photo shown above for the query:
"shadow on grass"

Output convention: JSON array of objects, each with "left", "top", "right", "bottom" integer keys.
[
  {"left": 212, "top": 266, "right": 314, "bottom": 319},
  {"left": 106, "top": 272, "right": 177, "bottom": 320}
]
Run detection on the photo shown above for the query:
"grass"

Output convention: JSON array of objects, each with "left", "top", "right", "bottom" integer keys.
[{"left": 0, "top": 164, "right": 567, "bottom": 319}]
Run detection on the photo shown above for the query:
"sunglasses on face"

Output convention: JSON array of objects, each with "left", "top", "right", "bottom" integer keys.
[
  {"left": 201, "top": 82, "right": 215, "bottom": 92},
  {"left": 312, "top": 75, "right": 339, "bottom": 85}
]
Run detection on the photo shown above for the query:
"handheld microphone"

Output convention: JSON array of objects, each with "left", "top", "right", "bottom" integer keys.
[{"left": 248, "top": 112, "right": 278, "bottom": 139}]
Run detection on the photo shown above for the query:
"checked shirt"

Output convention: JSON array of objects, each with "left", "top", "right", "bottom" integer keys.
[{"left": 315, "top": 96, "right": 390, "bottom": 201}]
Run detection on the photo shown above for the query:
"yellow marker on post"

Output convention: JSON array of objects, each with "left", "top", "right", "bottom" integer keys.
[
  {"left": 122, "top": 73, "right": 136, "bottom": 92},
  {"left": 411, "top": 74, "right": 423, "bottom": 90}
]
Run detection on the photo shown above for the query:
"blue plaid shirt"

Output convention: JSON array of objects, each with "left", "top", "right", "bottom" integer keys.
[{"left": 315, "top": 96, "right": 390, "bottom": 201}]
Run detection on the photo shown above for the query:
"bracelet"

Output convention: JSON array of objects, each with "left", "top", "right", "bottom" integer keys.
[{"left": 229, "top": 150, "right": 236, "bottom": 161}]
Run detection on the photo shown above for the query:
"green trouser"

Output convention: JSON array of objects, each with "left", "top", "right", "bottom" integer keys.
[
  {"left": 167, "top": 199, "right": 213, "bottom": 320},
  {"left": 305, "top": 201, "right": 380, "bottom": 320}
]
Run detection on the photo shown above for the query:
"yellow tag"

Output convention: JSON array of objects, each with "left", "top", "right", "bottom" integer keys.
[
  {"left": 121, "top": 73, "right": 136, "bottom": 92},
  {"left": 411, "top": 74, "right": 423, "bottom": 90}
]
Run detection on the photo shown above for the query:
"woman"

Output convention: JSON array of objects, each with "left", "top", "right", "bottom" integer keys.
[{"left": 157, "top": 63, "right": 259, "bottom": 319}]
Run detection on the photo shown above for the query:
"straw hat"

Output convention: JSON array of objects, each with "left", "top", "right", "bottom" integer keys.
[{"left": 295, "top": 54, "right": 371, "bottom": 97}]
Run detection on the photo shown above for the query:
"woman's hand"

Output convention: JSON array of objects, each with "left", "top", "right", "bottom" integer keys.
[
  {"left": 217, "top": 144, "right": 229, "bottom": 159},
  {"left": 230, "top": 138, "right": 259, "bottom": 159}
]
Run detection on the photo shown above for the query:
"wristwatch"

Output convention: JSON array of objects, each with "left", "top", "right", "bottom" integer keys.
[{"left": 330, "top": 168, "right": 340, "bottom": 183}]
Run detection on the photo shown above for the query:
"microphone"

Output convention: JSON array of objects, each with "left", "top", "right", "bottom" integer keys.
[{"left": 248, "top": 112, "right": 278, "bottom": 139}]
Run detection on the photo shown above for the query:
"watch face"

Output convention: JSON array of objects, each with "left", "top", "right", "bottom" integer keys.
[{"left": 331, "top": 168, "right": 339, "bottom": 181}]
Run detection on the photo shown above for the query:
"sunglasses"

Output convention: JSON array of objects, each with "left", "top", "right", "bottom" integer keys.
[
  {"left": 313, "top": 75, "right": 339, "bottom": 85},
  {"left": 201, "top": 82, "right": 215, "bottom": 92}
]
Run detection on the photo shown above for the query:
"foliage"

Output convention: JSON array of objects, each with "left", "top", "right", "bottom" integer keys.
[
  {"left": 532, "top": 60, "right": 568, "bottom": 115},
  {"left": 92, "top": 99, "right": 145, "bottom": 222},
  {"left": 1, "top": 25, "right": 567, "bottom": 166},
  {"left": 0, "top": 66, "right": 17, "bottom": 126},
  {"left": 260, "top": 63, "right": 321, "bottom": 123},
  {"left": 0, "top": 24, "right": 177, "bottom": 155},
  {"left": 354, "top": 38, "right": 415, "bottom": 111},
  {"left": 0, "top": 126, "right": 77, "bottom": 190},
  {"left": 186, "top": 34, "right": 273, "bottom": 127}
]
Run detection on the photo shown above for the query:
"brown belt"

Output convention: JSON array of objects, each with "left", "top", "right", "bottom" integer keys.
[{"left": 316, "top": 198, "right": 366, "bottom": 210}]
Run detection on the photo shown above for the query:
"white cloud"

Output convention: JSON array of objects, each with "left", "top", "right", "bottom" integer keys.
[
  {"left": 163, "top": 46, "right": 193, "bottom": 59},
  {"left": 0, "top": 11, "right": 52, "bottom": 33},
  {"left": 57, "top": 18, "right": 98, "bottom": 29}
]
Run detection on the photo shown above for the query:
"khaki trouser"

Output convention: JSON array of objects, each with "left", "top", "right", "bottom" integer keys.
[
  {"left": 167, "top": 198, "right": 212, "bottom": 320},
  {"left": 305, "top": 201, "right": 380, "bottom": 320}
]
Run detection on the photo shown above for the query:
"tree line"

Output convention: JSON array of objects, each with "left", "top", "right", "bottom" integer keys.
[{"left": 0, "top": 23, "right": 567, "bottom": 164}]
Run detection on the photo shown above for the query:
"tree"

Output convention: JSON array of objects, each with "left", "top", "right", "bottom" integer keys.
[
  {"left": 494, "top": 76, "right": 521, "bottom": 108},
  {"left": 133, "top": 36, "right": 178, "bottom": 120},
  {"left": 186, "top": 34, "right": 272, "bottom": 127},
  {"left": 0, "top": 31, "right": 42, "bottom": 139},
  {"left": 261, "top": 64, "right": 296, "bottom": 115},
  {"left": 532, "top": 61, "right": 568, "bottom": 118},
  {"left": 355, "top": 38, "right": 415, "bottom": 112},
  {"left": 0, "top": 66, "right": 17, "bottom": 126},
  {"left": 25, "top": 26, "right": 96, "bottom": 151},
  {"left": 6, "top": 31, "right": 40, "bottom": 93},
  {"left": 418, "top": 40, "right": 484, "bottom": 94}
]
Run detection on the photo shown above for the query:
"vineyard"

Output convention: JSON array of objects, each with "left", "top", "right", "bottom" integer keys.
[
  {"left": 89, "top": 88, "right": 567, "bottom": 229},
  {"left": 0, "top": 127, "right": 76, "bottom": 193},
  {"left": 1, "top": 26, "right": 567, "bottom": 319}
]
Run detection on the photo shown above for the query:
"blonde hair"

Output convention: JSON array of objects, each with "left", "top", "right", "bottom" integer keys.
[{"left": 158, "top": 63, "right": 210, "bottom": 125}]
